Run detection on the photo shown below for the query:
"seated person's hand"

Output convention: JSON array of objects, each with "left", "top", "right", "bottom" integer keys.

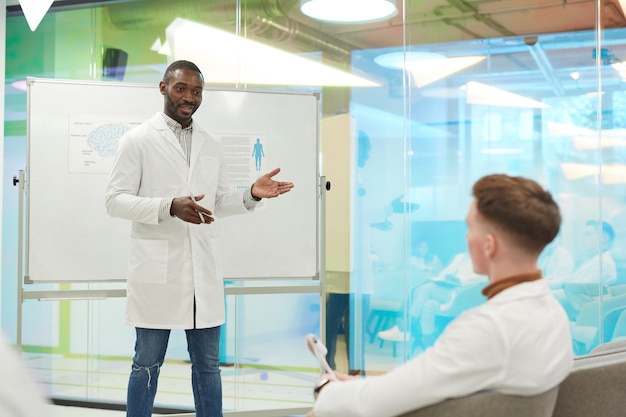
[{"left": 313, "top": 371, "right": 359, "bottom": 400}]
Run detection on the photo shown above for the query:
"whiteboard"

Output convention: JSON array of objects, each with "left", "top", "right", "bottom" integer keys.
[{"left": 25, "top": 78, "right": 319, "bottom": 282}]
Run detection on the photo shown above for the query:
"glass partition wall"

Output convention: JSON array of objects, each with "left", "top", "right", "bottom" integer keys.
[{"left": 3, "top": 0, "right": 625, "bottom": 414}]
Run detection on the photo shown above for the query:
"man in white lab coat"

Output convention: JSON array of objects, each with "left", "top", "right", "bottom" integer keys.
[
  {"left": 309, "top": 174, "right": 573, "bottom": 417},
  {"left": 105, "top": 60, "right": 293, "bottom": 417}
]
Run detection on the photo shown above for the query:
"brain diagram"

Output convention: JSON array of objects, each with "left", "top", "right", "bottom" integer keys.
[{"left": 87, "top": 123, "right": 129, "bottom": 158}]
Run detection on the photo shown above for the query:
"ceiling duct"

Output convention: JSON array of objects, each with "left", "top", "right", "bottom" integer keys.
[
  {"left": 105, "top": 0, "right": 356, "bottom": 62},
  {"left": 434, "top": 0, "right": 516, "bottom": 38}
]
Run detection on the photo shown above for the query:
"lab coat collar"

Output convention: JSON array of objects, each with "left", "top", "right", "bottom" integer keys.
[
  {"left": 151, "top": 112, "right": 210, "bottom": 167},
  {"left": 152, "top": 113, "right": 186, "bottom": 161}
]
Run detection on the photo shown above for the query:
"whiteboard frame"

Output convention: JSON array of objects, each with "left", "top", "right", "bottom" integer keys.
[{"left": 24, "top": 77, "right": 321, "bottom": 283}]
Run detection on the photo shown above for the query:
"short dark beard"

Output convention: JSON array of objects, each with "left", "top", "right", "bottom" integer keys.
[{"left": 164, "top": 91, "right": 193, "bottom": 126}]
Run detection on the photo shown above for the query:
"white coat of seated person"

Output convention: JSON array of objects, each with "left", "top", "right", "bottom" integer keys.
[
  {"left": 378, "top": 253, "right": 486, "bottom": 342},
  {"left": 551, "top": 220, "right": 617, "bottom": 297},
  {"left": 552, "top": 251, "right": 617, "bottom": 315},
  {"left": 429, "top": 253, "right": 485, "bottom": 286},
  {"left": 538, "top": 242, "right": 573, "bottom": 289}
]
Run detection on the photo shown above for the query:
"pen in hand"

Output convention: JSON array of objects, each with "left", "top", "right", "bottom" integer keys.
[
  {"left": 171, "top": 194, "right": 213, "bottom": 224},
  {"left": 190, "top": 194, "right": 205, "bottom": 223}
]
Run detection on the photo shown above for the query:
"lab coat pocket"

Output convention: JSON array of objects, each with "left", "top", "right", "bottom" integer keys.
[{"left": 128, "top": 238, "right": 168, "bottom": 284}]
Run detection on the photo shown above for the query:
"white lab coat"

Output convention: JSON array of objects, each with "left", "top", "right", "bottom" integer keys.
[
  {"left": 105, "top": 113, "right": 250, "bottom": 329},
  {"left": 0, "top": 334, "right": 51, "bottom": 417},
  {"left": 313, "top": 279, "right": 573, "bottom": 417},
  {"left": 570, "top": 251, "right": 617, "bottom": 285}
]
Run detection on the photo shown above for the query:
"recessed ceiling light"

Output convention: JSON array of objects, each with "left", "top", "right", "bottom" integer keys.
[
  {"left": 300, "top": 0, "right": 397, "bottom": 24},
  {"left": 375, "top": 51, "right": 485, "bottom": 88},
  {"left": 374, "top": 51, "right": 446, "bottom": 69},
  {"left": 165, "top": 18, "right": 380, "bottom": 87},
  {"left": 465, "top": 82, "right": 548, "bottom": 108}
]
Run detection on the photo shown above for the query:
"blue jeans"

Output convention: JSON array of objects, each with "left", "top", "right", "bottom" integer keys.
[{"left": 126, "top": 327, "right": 222, "bottom": 417}]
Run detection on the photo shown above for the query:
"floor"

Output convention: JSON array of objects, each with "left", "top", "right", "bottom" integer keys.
[
  {"left": 32, "top": 355, "right": 316, "bottom": 416},
  {"left": 31, "top": 335, "right": 404, "bottom": 416},
  {"left": 47, "top": 405, "right": 310, "bottom": 416},
  {"left": 49, "top": 405, "right": 129, "bottom": 416}
]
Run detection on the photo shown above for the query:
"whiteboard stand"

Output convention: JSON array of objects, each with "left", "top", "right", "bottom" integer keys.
[
  {"left": 17, "top": 78, "right": 326, "bottom": 416},
  {"left": 16, "top": 169, "right": 24, "bottom": 349},
  {"left": 14, "top": 169, "right": 327, "bottom": 417},
  {"left": 14, "top": 171, "right": 327, "bottom": 341},
  {"left": 15, "top": 168, "right": 126, "bottom": 350},
  {"left": 319, "top": 175, "right": 329, "bottom": 346}
]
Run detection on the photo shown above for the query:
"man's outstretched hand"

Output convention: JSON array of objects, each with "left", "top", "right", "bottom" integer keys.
[{"left": 251, "top": 167, "right": 294, "bottom": 199}]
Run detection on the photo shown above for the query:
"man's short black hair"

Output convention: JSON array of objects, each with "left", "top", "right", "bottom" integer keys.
[{"left": 163, "top": 60, "right": 203, "bottom": 84}]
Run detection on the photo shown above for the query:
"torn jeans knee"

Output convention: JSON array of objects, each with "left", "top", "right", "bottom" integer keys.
[{"left": 132, "top": 362, "right": 161, "bottom": 390}]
